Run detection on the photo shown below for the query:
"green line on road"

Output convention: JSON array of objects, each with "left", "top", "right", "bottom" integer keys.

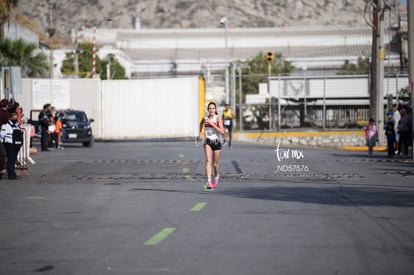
[
  {"left": 144, "top": 227, "right": 176, "bottom": 246},
  {"left": 190, "top": 202, "right": 207, "bottom": 212},
  {"left": 184, "top": 175, "right": 196, "bottom": 182}
]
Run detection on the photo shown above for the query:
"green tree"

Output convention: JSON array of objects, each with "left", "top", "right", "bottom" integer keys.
[
  {"left": 0, "top": 38, "right": 48, "bottom": 77},
  {"left": 337, "top": 57, "right": 369, "bottom": 75},
  {"left": 241, "top": 51, "right": 294, "bottom": 95},
  {"left": 61, "top": 43, "right": 97, "bottom": 78},
  {"left": 100, "top": 54, "right": 127, "bottom": 80},
  {"left": 0, "top": 0, "right": 19, "bottom": 40},
  {"left": 61, "top": 43, "right": 127, "bottom": 79},
  {"left": 235, "top": 52, "right": 294, "bottom": 129}
]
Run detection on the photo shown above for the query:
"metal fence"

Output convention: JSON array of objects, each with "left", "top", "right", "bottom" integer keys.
[
  {"left": 239, "top": 74, "right": 409, "bottom": 131},
  {"left": 6, "top": 77, "right": 202, "bottom": 139},
  {"left": 240, "top": 104, "right": 371, "bottom": 130}
]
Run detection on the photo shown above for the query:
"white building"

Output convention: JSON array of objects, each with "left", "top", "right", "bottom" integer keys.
[{"left": 72, "top": 25, "right": 399, "bottom": 78}]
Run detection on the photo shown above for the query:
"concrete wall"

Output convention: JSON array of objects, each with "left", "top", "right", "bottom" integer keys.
[
  {"left": 234, "top": 131, "right": 366, "bottom": 149},
  {"left": 101, "top": 78, "right": 200, "bottom": 139},
  {"left": 4, "top": 77, "right": 201, "bottom": 140}
]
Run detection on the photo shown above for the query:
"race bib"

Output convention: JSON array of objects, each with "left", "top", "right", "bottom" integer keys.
[
  {"left": 224, "top": 120, "right": 231, "bottom": 126},
  {"left": 205, "top": 127, "right": 218, "bottom": 140}
]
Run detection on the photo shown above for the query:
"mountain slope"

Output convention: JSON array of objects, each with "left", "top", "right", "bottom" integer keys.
[{"left": 18, "top": 0, "right": 371, "bottom": 36}]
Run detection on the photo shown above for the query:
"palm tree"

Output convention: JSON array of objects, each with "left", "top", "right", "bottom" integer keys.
[
  {"left": 0, "top": 38, "right": 49, "bottom": 77},
  {"left": 0, "top": 0, "right": 19, "bottom": 40}
]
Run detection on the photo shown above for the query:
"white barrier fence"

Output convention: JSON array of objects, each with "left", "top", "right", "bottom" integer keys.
[
  {"left": 1, "top": 77, "right": 202, "bottom": 177},
  {"left": 6, "top": 77, "right": 201, "bottom": 140},
  {"left": 16, "top": 124, "right": 32, "bottom": 176}
]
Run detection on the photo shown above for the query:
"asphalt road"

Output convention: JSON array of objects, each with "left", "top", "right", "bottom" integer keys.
[{"left": 0, "top": 140, "right": 413, "bottom": 275}]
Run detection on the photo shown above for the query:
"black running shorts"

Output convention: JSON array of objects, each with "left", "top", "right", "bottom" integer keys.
[{"left": 205, "top": 139, "right": 222, "bottom": 151}]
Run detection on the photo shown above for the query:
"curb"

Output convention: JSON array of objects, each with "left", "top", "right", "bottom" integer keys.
[
  {"left": 341, "top": 146, "right": 387, "bottom": 151},
  {"left": 234, "top": 130, "right": 364, "bottom": 138},
  {"left": 233, "top": 131, "right": 391, "bottom": 152}
]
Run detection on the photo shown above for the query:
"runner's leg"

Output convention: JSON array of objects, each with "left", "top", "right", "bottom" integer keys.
[
  {"left": 204, "top": 144, "right": 213, "bottom": 183},
  {"left": 212, "top": 149, "right": 221, "bottom": 186}
]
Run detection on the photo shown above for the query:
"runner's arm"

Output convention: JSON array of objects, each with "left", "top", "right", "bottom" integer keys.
[
  {"left": 216, "top": 116, "right": 225, "bottom": 135},
  {"left": 199, "top": 118, "right": 205, "bottom": 138}
]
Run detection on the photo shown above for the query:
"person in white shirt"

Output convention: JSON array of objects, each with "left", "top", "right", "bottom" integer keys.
[
  {"left": 391, "top": 105, "right": 401, "bottom": 154},
  {"left": 0, "top": 113, "right": 24, "bottom": 179}
]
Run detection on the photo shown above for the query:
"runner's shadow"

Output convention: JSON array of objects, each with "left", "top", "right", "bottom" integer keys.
[
  {"left": 129, "top": 187, "right": 206, "bottom": 195},
  {"left": 220, "top": 185, "right": 414, "bottom": 207}
]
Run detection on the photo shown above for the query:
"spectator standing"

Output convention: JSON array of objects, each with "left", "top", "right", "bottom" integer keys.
[
  {"left": 56, "top": 109, "right": 66, "bottom": 147},
  {"left": 0, "top": 99, "right": 10, "bottom": 178},
  {"left": 392, "top": 105, "right": 401, "bottom": 154},
  {"left": 365, "top": 118, "right": 378, "bottom": 157},
  {"left": 397, "top": 106, "right": 412, "bottom": 158},
  {"left": 53, "top": 116, "right": 63, "bottom": 149},
  {"left": 384, "top": 111, "right": 395, "bottom": 158},
  {"left": 38, "top": 103, "right": 51, "bottom": 151},
  {"left": 18, "top": 107, "right": 29, "bottom": 124},
  {"left": 0, "top": 112, "right": 24, "bottom": 179}
]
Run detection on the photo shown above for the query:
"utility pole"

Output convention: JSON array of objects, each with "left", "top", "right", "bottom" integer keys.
[
  {"left": 47, "top": 27, "right": 55, "bottom": 79},
  {"left": 408, "top": 0, "right": 414, "bottom": 160},
  {"left": 231, "top": 63, "right": 236, "bottom": 114},
  {"left": 370, "top": 2, "right": 378, "bottom": 120},
  {"left": 266, "top": 52, "right": 273, "bottom": 130},
  {"left": 71, "top": 28, "right": 80, "bottom": 77},
  {"left": 47, "top": 0, "right": 56, "bottom": 79},
  {"left": 376, "top": 0, "right": 385, "bottom": 146},
  {"left": 220, "top": 17, "right": 229, "bottom": 104}
]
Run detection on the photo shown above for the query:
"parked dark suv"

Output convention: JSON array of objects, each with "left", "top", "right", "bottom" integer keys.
[{"left": 62, "top": 110, "right": 94, "bottom": 147}]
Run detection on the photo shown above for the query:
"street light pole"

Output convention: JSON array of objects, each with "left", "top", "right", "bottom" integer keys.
[
  {"left": 47, "top": 27, "right": 56, "bottom": 79},
  {"left": 303, "top": 65, "right": 307, "bottom": 120},
  {"left": 231, "top": 63, "right": 236, "bottom": 113},
  {"left": 376, "top": 0, "right": 385, "bottom": 146},
  {"left": 71, "top": 28, "right": 80, "bottom": 77},
  {"left": 71, "top": 27, "right": 86, "bottom": 78},
  {"left": 238, "top": 66, "right": 243, "bottom": 131},
  {"left": 268, "top": 57, "right": 272, "bottom": 130},
  {"left": 106, "top": 63, "right": 111, "bottom": 79},
  {"left": 236, "top": 63, "right": 250, "bottom": 132},
  {"left": 74, "top": 47, "right": 79, "bottom": 76},
  {"left": 220, "top": 17, "right": 229, "bottom": 104}
]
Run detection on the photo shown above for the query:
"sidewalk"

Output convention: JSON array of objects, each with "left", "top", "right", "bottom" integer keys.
[{"left": 233, "top": 130, "right": 391, "bottom": 152}]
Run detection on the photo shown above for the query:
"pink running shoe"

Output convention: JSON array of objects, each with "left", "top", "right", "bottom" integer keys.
[
  {"left": 206, "top": 181, "right": 213, "bottom": 189},
  {"left": 212, "top": 175, "right": 219, "bottom": 188}
]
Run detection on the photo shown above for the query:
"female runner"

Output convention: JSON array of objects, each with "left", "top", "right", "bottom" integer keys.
[{"left": 199, "top": 102, "right": 225, "bottom": 189}]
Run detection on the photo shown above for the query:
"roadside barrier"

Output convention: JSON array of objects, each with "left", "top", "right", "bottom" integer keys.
[{"left": 16, "top": 124, "right": 32, "bottom": 176}]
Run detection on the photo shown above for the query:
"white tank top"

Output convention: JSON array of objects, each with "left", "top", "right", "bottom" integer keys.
[{"left": 204, "top": 115, "right": 221, "bottom": 140}]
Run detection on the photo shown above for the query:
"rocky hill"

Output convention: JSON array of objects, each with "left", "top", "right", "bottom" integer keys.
[{"left": 15, "top": 0, "right": 405, "bottom": 38}]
